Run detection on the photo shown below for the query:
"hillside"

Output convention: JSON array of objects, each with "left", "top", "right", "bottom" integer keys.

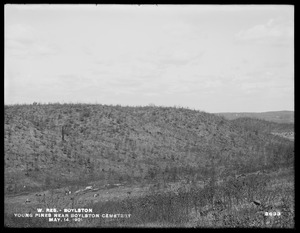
[
  {"left": 231, "top": 117, "right": 294, "bottom": 141},
  {"left": 216, "top": 111, "right": 294, "bottom": 124},
  {"left": 4, "top": 104, "right": 294, "bottom": 194}
]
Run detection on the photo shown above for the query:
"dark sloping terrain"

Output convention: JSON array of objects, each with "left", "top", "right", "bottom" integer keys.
[
  {"left": 230, "top": 117, "right": 293, "bottom": 133},
  {"left": 4, "top": 104, "right": 294, "bottom": 195},
  {"left": 216, "top": 111, "right": 294, "bottom": 124},
  {"left": 231, "top": 117, "right": 294, "bottom": 141}
]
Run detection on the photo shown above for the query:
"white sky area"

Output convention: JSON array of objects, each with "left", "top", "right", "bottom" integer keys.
[{"left": 5, "top": 5, "right": 294, "bottom": 112}]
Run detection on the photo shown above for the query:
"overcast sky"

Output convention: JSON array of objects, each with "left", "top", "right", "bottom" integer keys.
[{"left": 5, "top": 5, "right": 294, "bottom": 112}]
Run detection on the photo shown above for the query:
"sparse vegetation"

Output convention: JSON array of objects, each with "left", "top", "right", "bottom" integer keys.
[
  {"left": 4, "top": 103, "right": 294, "bottom": 227},
  {"left": 216, "top": 111, "right": 294, "bottom": 124},
  {"left": 4, "top": 167, "right": 294, "bottom": 228}
]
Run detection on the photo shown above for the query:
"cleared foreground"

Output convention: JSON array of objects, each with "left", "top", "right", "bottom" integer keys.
[{"left": 5, "top": 166, "right": 294, "bottom": 228}]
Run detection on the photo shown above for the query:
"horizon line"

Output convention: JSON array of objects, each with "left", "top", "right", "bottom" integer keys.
[{"left": 4, "top": 101, "right": 294, "bottom": 114}]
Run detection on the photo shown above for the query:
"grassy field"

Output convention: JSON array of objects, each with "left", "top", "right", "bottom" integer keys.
[{"left": 4, "top": 166, "right": 294, "bottom": 228}]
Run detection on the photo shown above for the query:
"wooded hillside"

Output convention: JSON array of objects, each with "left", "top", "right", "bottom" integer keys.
[{"left": 4, "top": 104, "right": 294, "bottom": 194}]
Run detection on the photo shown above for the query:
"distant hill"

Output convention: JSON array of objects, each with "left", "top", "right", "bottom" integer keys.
[
  {"left": 215, "top": 111, "right": 294, "bottom": 124},
  {"left": 230, "top": 117, "right": 294, "bottom": 133},
  {"left": 230, "top": 117, "right": 294, "bottom": 141},
  {"left": 4, "top": 104, "right": 294, "bottom": 194}
]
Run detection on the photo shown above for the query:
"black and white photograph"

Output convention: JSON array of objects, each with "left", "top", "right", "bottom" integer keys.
[{"left": 4, "top": 4, "right": 294, "bottom": 228}]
